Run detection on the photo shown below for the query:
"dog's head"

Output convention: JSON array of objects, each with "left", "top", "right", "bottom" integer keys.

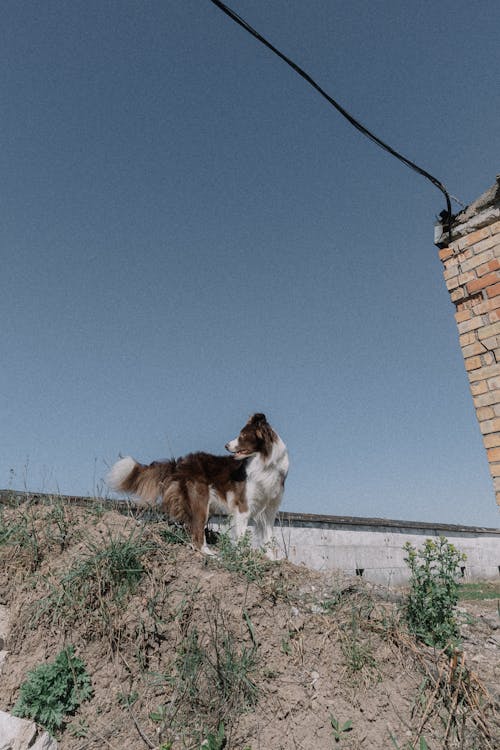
[{"left": 225, "top": 413, "right": 276, "bottom": 459}]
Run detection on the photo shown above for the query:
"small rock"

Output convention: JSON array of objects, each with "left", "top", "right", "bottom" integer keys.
[{"left": 0, "top": 711, "right": 57, "bottom": 750}]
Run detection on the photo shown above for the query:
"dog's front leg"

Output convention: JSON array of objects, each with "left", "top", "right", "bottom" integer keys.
[{"left": 232, "top": 509, "right": 250, "bottom": 540}]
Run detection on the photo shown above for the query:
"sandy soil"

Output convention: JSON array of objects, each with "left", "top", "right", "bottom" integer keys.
[{"left": 0, "top": 500, "right": 498, "bottom": 750}]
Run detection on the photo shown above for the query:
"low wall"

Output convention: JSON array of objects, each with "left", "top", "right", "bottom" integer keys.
[{"left": 269, "top": 512, "right": 500, "bottom": 586}]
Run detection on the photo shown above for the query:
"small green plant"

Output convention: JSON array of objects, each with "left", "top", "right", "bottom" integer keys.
[
  {"left": 340, "top": 608, "right": 377, "bottom": 677},
  {"left": 390, "top": 735, "right": 429, "bottom": 750},
  {"left": 403, "top": 536, "right": 466, "bottom": 649},
  {"left": 45, "top": 500, "right": 73, "bottom": 551},
  {"left": 158, "top": 522, "right": 191, "bottom": 545},
  {"left": 215, "top": 531, "right": 270, "bottom": 582},
  {"left": 0, "top": 509, "right": 41, "bottom": 570},
  {"left": 13, "top": 646, "right": 93, "bottom": 734},
  {"left": 201, "top": 721, "right": 226, "bottom": 749},
  {"left": 117, "top": 690, "right": 139, "bottom": 707},
  {"left": 150, "top": 704, "right": 168, "bottom": 723},
  {"left": 280, "top": 632, "right": 292, "bottom": 655},
  {"left": 330, "top": 714, "right": 352, "bottom": 742},
  {"left": 68, "top": 719, "right": 90, "bottom": 738}
]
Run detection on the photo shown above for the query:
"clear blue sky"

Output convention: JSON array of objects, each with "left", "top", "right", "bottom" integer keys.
[{"left": 2, "top": 0, "right": 500, "bottom": 527}]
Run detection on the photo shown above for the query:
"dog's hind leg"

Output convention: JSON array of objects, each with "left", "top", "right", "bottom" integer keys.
[{"left": 186, "top": 481, "right": 216, "bottom": 555}]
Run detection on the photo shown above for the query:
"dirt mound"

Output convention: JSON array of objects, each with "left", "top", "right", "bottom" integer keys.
[{"left": 0, "top": 497, "right": 498, "bottom": 749}]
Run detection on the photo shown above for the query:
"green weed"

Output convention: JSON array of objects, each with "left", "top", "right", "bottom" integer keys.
[
  {"left": 13, "top": 646, "right": 93, "bottom": 734},
  {"left": 45, "top": 500, "right": 73, "bottom": 551},
  {"left": 390, "top": 734, "right": 429, "bottom": 750},
  {"left": 403, "top": 536, "right": 466, "bottom": 649},
  {"left": 280, "top": 634, "right": 292, "bottom": 655},
  {"left": 158, "top": 522, "right": 191, "bottom": 546},
  {"left": 340, "top": 608, "right": 377, "bottom": 678},
  {"left": 67, "top": 719, "right": 90, "bottom": 738},
  {"left": 0, "top": 509, "right": 41, "bottom": 570},
  {"left": 201, "top": 721, "right": 226, "bottom": 749},
  {"left": 330, "top": 714, "right": 353, "bottom": 742},
  {"left": 215, "top": 531, "right": 270, "bottom": 583}
]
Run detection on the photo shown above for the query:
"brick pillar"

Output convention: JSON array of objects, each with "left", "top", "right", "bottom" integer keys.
[{"left": 435, "top": 177, "right": 500, "bottom": 507}]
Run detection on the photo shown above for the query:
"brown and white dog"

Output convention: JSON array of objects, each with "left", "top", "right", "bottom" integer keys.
[{"left": 106, "top": 413, "right": 289, "bottom": 555}]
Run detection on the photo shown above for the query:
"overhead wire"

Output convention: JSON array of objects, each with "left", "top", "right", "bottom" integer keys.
[{"left": 208, "top": 0, "right": 456, "bottom": 240}]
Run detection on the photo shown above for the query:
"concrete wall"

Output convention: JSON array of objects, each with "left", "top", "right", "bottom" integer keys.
[
  {"left": 435, "top": 177, "right": 500, "bottom": 508},
  {"left": 271, "top": 513, "right": 500, "bottom": 586}
]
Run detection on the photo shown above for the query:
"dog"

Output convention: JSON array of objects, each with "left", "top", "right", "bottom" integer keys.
[{"left": 106, "top": 413, "right": 289, "bottom": 555}]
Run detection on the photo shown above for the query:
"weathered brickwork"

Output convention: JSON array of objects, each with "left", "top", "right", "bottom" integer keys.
[{"left": 436, "top": 179, "right": 500, "bottom": 507}]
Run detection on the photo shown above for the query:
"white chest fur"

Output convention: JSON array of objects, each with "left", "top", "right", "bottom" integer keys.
[{"left": 245, "top": 437, "right": 289, "bottom": 514}]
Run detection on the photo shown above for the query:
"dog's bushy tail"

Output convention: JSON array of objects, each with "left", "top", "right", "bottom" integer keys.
[{"left": 106, "top": 456, "right": 174, "bottom": 505}]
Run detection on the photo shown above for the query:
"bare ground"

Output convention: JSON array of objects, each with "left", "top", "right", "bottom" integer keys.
[{"left": 0, "top": 497, "right": 498, "bottom": 750}]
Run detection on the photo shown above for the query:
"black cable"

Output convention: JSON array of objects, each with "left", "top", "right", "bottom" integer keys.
[{"left": 208, "top": 0, "right": 454, "bottom": 239}]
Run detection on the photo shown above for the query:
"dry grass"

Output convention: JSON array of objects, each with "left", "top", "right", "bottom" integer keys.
[{"left": 0, "top": 492, "right": 498, "bottom": 749}]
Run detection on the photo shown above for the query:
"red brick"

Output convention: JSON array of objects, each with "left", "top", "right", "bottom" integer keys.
[
  {"left": 483, "top": 352, "right": 496, "bottom": 366},
  {"left": 477, "top": 258, "right": 500, "bottom": 277},
  {"left": 466, "top": 272, "right": 500, "bottom": 294},
  {"left": 456, "top": 294, "right": 483, "bottom": 312},
  {"left": 470, "top": 380, "right": 488, "bottom": 396},
  {"left": 486, "top": 283, "right": 500, "bottom": 298},
  {"left": 462, "top": 341, "right": 486, "bottom": 358},
  {"left": 472, "top": 235, "right": 499, "bottom": 254},
  {"left": 479, "top": 417, "right": 500, "bottom": 435},
  {"left": 455, "top": 309, "right": 471, "bottom": 323},
  {"left": 461, "top": 249, "right": 495, "bottom": 273},
  {"left": 443, "top": 265, "right": 459, "bottom": 281},
  {"left": 483, "top": 432, "right": 500, "bottom": 448},
  {"left": 490, "top": 219, "right": 500, "bottom": 236},
  {"left": 477, "top": 405, "right": 495, "bottom": 420},
  {"left": 460, "top": 332, "right": 477, "bottom": 347},
  {"left": 487, "top": 376, "right": 500, "bottom": 390},
  {"left": 478, "top": 322, "right": 500, "bottom": 341},
  {"left": 438, "top": 247, "right": 453, "bottom": 261},
  {"left": 473, "top": 390, "right": 500, "bottom": 408},
  {"left": 462, "top": 227, "right": 491, "bottom": 248},
  {"left": 488, "top": 463, "right": 500, "bottom": 477},
  {"left": 474, "top": 295, "right": 500, "bottom": 315},
  {"left": 468, "top": 363, "right": 500, "bottom": 382},
  {"left": 488, "top": 447, "right": 500, "bottom": 462},
  {"left": 481, "top": 336, "right": 499, "bottom": 351},
  {"left": 451, "top": 288, "right": 466, "bottom": 302},
  {"left": 465, "top": 356, "right": 482, "bottom": 371},
  {"left": 458, "top": 317, "right": 484, "bottom": 334}
]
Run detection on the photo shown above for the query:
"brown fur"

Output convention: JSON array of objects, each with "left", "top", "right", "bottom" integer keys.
[{"left": 111, "top": 453, "right": 248, "bottom": 549}]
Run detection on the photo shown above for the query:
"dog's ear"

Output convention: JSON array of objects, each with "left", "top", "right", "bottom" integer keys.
[{"left": 248, "top": 413, "right": 267, "bottom": 426}]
